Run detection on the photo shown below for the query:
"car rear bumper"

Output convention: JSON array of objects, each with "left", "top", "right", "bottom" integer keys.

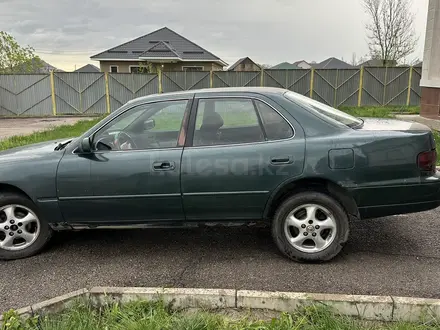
[
  {"left": 353, "top": 171, "right": 440, "bottom": 219},
  {"left": 359, "top": 199, "right": 440, "bottom": 219}
]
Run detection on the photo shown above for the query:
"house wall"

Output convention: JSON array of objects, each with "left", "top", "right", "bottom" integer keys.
[
  {"left": 420, "top": 0, "right": 440, "bottom": 118},
  {"left": 99, "top": 61, "right": 223, "bottom": 73},
  {"left": 297, "top": 61, "right": 312, "bottom": 69},
  {"left": 163, "top": 62, "right": 224, "bottom": 71},
  {"left": 100, "top": 61, "right": 133, "bottom": 73},
  {"left": 231, "top": 59, "right": 260, "bottom": 71}
]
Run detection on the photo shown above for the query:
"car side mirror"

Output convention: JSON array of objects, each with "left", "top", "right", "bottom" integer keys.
[
  {"left": 144, "top": 119, "right": 155, "bottom": 130},
  {"left": 96, "top": 140, "right": 112, "bottom": 151},
  {"left": 81, "top": 137, "right": 92, "bottom": 153}
]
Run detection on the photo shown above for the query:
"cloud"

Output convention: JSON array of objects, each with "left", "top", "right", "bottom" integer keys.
[{"left": 0, "top": 0, "right": 429, "bottom": 71}]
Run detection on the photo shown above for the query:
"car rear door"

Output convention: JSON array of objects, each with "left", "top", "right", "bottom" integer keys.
[{"left": 180, "top": 93, "right": 305, "bottom": 221}]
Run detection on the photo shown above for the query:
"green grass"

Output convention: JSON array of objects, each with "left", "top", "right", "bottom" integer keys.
[
  {"left": 2, "top": 299, "right": 439, "bottom": 330},
  {"left": 433, "top": 131, "right": 440, "bottom": 166},
  {"left": 338, "top": 106, "right": 420, "bottom": 118}
]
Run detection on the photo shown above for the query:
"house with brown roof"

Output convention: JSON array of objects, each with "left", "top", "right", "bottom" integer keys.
[
  {"left": 91, "top": 27, "right": 228, "bottom": 73},
  {"left": 227, "top": 57, "right": 261, "bottom": 71}
]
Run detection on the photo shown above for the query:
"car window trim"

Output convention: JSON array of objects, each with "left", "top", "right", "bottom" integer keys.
[
  {"left": 185, "top": 95, "right": 296, "bottom": 149},
  {"left": 73, "top": 97, "right": 193, "bottom": 154},
  {"left": 184, "top": 98, "right": 199, "bottom": 147},
  {"left": 252, "top": 99, "right": 268, "bottom": 141}
]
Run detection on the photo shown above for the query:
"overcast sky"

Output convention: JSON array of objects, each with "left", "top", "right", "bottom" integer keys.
[{"left": 0, "top": 0, "right": 430, "bottom": 71}]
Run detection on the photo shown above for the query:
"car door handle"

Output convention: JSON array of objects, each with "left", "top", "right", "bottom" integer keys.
[
  {"left": 270, "top": 156, "right": 292, "bottom": 165},
  {"left": 153, "top": 161, "right": 175, "bottom": 171}
]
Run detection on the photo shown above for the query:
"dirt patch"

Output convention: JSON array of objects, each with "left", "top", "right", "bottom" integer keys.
[{"left": 0, "top": 117, "right": 95, "bottom": 140}]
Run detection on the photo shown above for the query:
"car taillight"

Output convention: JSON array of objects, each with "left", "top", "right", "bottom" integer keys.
[{"left": 417, "top": 149, "right": 437, "bottom": 173}]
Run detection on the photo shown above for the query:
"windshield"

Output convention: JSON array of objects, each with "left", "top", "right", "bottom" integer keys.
[{"left": 284, "top": 91, "right": 364, "bottom": 128}]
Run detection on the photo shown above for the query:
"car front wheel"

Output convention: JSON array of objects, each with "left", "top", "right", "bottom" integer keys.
[
  {"left": 271, "top": 191, "right": 349, "bottom": 263},
  {"left": 0, "top": 192, "right": 52, "bottom": 260}
]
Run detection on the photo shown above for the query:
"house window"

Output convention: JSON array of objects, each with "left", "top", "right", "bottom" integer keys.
[
  {"left": 110, "top": 66, "right": 118, "bottom": 73},
  {"left": 130, "top": 66, "right": 141, "bottom": 73},
  {"left": 182, "top": 66, "right": 204, "bottom": 72}
]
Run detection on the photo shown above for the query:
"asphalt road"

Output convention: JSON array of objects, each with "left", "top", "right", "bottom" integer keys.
[{"left": 1, "top": 208, "right": 440, "bottom": 313}]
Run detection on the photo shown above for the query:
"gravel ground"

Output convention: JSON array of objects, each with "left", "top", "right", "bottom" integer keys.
[{"left": 1, "top": 208, "right": 440, "bottom": 312}]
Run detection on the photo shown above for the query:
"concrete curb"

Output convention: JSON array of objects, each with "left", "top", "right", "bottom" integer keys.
[
  {"left": 237, "top": 290, "right": 395, "bottom": 321},
  {"left": 1, "top": 287, "right": 440, "bottom": 324},
  {"left": 89, "top": 287, "right": 236, "bottom": 310}
]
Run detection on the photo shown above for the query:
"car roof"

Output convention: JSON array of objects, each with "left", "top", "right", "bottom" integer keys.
[{"left": 127, "top": 87, "right": 288, "bottom": 106}]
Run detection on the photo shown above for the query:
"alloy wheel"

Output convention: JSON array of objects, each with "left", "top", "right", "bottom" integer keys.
[
  {"left": 0, "top": 204, "right": 40, "bottom": 251},
  {"left": 284, "top": 203, "right": 337, "bottom": 253}
]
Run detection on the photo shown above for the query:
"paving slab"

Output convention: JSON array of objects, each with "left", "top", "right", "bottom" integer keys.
[{"left": 395, "top": 114, "right": 440, "bottom": 131}]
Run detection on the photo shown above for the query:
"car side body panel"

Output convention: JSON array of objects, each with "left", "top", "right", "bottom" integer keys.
[
  {"left": 298, "top": 130, "right": 440, "bottom": 219},
  {"left": 57, "top": 148, "right": 185, "bottom": 224},
  {"left": 181, "top": 139, "right": 306, "bottom": 220},
  {"left": 266, "top": 92, "right": 440, "bottom": 219},
  {"left": 0, "top": 140, "right": 65, "bottom": 224},
  {"left": 180, "top": 92, "right": 306, "bottom": 221}
]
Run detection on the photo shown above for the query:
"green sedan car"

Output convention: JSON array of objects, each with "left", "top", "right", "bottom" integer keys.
[{"left": 0, "top": 87, "right": 439, "bottom": 263}]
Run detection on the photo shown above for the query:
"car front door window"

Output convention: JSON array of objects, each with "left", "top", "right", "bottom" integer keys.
[{"left": 93, "top": 100, "right": 188, "bottom": 151}]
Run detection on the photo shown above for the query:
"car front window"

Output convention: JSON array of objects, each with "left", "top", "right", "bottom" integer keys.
[
  {"left": 284, "top": 91, "right": 364, "bottom": 128},
  {"left": 92, "top": 100, "right": 188, "bottom": 151}
]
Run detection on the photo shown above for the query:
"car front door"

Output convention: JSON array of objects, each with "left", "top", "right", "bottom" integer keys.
[
  {"left": 180, "top": 95, "right": 305, "bottom": 221},
  {"left": 57, "top": 98, "right": 192, "bottom": 224}
]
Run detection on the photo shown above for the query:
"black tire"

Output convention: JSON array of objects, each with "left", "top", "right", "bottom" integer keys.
[
  {"left": 271, "top": 191, "right": 349, "bottom": 263},
  {"left": 0, "top": 192, "right": 52, "bottom": 260}
]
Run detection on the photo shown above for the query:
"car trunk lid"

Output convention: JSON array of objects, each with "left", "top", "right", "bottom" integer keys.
[
  {"left": 353, "top": 118, "right": 437, "bottom": 175},
  {"left": 356, "top": 118, "right": 431, "bottom": 132}
]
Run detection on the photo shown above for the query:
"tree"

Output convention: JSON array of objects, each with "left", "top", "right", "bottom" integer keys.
[
  {"left": 363, "top": 0, "right": 418, "bottom": 66},
  {"left": 0, "top": 31, "right": 43, "bottom": 73},
  {"left": 351, "top": 53, "right": 358, "bottom": 66},
  {"left": 132, "top": 62, "right": 155, "bottom": 73}
]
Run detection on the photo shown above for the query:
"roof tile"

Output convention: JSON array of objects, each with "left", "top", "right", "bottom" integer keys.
[{"left": 91, "top": 27, "right": 226, "bottom": 65}]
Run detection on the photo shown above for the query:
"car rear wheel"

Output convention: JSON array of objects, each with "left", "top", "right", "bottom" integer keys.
[
  {"left": 0, "top": 192, "right": 52, "bottom": 260},
  {"left": 271, "top": 191, "right": 349, "bottom": 263}
]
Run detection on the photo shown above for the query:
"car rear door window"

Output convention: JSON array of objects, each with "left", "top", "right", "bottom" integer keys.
[
  {"left": 254, "top": 100, "right": 294, "bottom": 140},
  {"left": 193, "top": 98, "right": 265, "bottom": 146}
]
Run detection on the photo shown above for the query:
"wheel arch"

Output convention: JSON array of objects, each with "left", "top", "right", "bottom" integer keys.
[
  {"left": 0, "top": 183, "right": 33, "bottom": 202},
  {"left": 263, "top": 177, "right": 359, "bottom": 221}
]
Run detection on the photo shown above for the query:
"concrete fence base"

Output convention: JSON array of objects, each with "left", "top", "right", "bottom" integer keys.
[{"left": 1, "top": 287, "right": 440, "bottom": 324}]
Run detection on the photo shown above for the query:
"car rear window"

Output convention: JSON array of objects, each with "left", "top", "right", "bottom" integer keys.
[{"left": 284, "top": 91, "right": 364, "bottom": 128}]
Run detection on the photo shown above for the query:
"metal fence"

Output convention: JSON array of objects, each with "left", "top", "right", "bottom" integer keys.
[{"left": 0, "top": 67, "right": 421, "bottom": 116}]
